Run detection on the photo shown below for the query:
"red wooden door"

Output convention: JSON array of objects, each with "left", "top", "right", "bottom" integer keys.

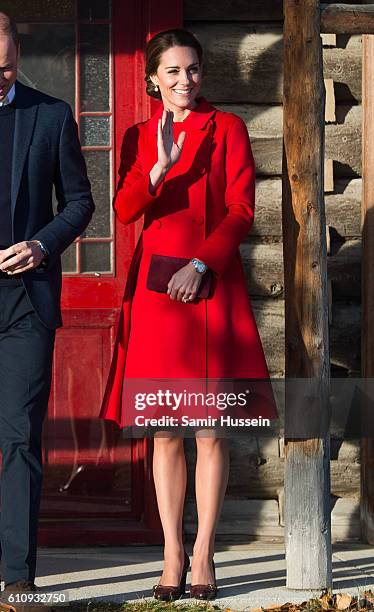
[{"left": 10, "top": 0, "right": 182, "bottom": 545}]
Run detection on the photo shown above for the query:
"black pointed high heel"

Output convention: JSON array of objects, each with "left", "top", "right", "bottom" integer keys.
[
  {"left": 190, "top": 559, "right": 218, "bottom": 600},
  {"left": 153, "top": 551, "right": 190, "bottom": 601}
]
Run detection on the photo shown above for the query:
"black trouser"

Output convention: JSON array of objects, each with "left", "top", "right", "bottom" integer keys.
[{"left": 0, "top": 284, "right": 55, "bottom": 585}]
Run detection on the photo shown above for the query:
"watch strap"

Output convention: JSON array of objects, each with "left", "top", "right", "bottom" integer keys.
[{"left": 37, "top": 241, "right": 49, "bottom": 269}]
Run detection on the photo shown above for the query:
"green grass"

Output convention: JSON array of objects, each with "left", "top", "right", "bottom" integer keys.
[
  {"left": 55, "top": 602, "right": 218, "bottom": 612},
  {"left": 51, "top": 592, "right": 374, "bottom": 612}
]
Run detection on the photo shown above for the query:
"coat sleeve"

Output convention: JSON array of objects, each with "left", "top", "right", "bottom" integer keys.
[
  {"left": 32, "top": 104, "right": 94, "bottom": 269},
  {"left": 114, "top": 125, "right": 162, "bottom": 224},
  {"left": 194, "top": 115, "right": 255, "bottom": 277}
]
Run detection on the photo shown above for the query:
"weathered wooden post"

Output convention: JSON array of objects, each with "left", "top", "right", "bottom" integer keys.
[
  {"left": 361, "top": 30, "right": 374, "bottom": 544},
  {"left": 282, "top": 0, "right": 332, "bottom": 589},
  {"left": 320, "top": 0, "right": 374, "bottom": 548}
]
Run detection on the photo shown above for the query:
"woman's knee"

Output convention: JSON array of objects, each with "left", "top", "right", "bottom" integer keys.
[
  {"left": 154, "top": 433, "right": 184, "bottom": 454},
  {"left": 195, "top": 435, "right": 228, "bottom": 455}
]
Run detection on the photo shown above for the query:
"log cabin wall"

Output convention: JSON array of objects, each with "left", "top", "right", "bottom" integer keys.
[{"left": 183, "top": 0, "right": 361, "bottom": 542}]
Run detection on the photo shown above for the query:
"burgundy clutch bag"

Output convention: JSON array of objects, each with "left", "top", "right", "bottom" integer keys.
[{"left": 146, "top": 254, "right": 212, "bottom": 299}]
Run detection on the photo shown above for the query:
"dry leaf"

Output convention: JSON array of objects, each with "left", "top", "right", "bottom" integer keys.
[
  {"left": 336, "top": 593, "right": 352, "bottom": 610},
  {"left": 320, "top": 593, "right": 334, "bottom": 610}
]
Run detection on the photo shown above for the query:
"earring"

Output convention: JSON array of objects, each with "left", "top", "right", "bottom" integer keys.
[{"left": 154, "top": 84, "right": 159, "bottom": 92}]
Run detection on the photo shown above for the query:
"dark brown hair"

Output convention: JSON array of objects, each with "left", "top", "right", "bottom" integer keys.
[
  {"left": 0, "top": 12, "right": 19, "bottom": 47},
  {"left": 145, "top": 28, "right": 203, "bottom": 100}
]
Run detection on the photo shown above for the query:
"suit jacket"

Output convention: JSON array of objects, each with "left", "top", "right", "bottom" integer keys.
[{"left": 11, "top": 80, "right": 94, "bottom": 329}]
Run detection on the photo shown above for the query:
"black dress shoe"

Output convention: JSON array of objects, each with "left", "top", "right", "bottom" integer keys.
[
  {"left": 1, "top": 580, "right": 51, "bottom": 612},
  {"left": 153, "top": 551, "right": 190, "bottom": 601}
]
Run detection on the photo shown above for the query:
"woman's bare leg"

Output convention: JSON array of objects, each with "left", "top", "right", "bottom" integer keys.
[
  {"left": 191, "top": 433, "right": 229, "bottom": 584},
  {"left": 153, "top": 433, "right": 187, "bottom": 585}
]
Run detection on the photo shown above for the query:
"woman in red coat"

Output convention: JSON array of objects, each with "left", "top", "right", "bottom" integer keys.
[{"left": 100, "top": 29, "right": 277, "bottom": 599}]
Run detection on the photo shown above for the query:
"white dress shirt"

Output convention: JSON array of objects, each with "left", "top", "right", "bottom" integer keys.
[{"left": 0, "top": 83, "right": 16, "bottom": 107}]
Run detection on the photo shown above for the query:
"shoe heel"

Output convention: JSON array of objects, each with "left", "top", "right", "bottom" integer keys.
[
  {"left": 153, "top": 550, "right": 190, "bottom": 601},
  {"left": 190, "top": 557, "right": 218, "bottom": 600},
  {"left": 180, "top": 570, "right": 187, "bottom": 595},
  {"left": 180, "top": 551, "right": 190, "bottom": 595}
]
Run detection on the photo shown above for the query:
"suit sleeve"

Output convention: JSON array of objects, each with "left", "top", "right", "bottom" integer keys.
[
  {"left": 114, "top": 125, "right": 162, "bottom": 224},
  {"left": 194, "top": 116, "right": 255, "bottom": 277},
  {"left": 32, "top": 104, "right": 94, "bottom": 268}
]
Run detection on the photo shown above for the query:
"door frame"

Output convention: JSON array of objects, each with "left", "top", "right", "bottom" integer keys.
[{"left": 39, "top": 0, "right": 183, "bottom": 545}]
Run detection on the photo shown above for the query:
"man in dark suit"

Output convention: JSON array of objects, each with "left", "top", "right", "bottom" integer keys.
[{"left": 0, "top": 12, "right": 94, "bottom": 606}]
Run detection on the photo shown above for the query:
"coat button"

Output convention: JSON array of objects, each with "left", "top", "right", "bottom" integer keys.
[
  {"left": 154, "top": 220, "right": 162, "bottom": 229},
  {"left": 192, "top": 216, "right": 204, "bottom": 226}
]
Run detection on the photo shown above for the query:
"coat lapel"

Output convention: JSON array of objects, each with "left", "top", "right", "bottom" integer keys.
[
  {"left": 147, "top": 97, "right": 217, "bottom": 133},
  {"left": 11, "top": 81, "right": 38, "bottom": 219},
  {"left": 145, "top": 98, "right": 216, "bottom": 241},
  {"left": 145, "top": 97, "right": 216, "bottom": 177}
]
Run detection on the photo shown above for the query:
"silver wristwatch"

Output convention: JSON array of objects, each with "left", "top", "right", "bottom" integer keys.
[
  {"left": 37, "top": 241, "right": 49, "bottom": 268},
  {"left": 38, "top": 241, "right": 48, "bottom": 259},
  {"left": 190, "top": 258, "right": 208, "bottom": 275}
]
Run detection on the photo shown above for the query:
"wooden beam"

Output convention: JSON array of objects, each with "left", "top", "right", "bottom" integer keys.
[
  {"left": 361, "top": 33, "right": 374, "bottom": 544},
  {"left": 283, "top": 0, "right": 332, "bottom": 590},
  {"left": 321, "top": 4, "right": 374, "bottom": 33},
  {"left": 250, "top": 177, "right": 362, "bottom": 238},
  {"left": 324, "top": 158, "right": 335, "bottom": 191},
  {"left": 184, "top": 0, "right": 284, "bottom": 21},
  {"left": 185, "top": 0, "right": 370, "bottom": 22},
  {"left": 193, "top": 24, "right": 362, "bottom": 104},
  {"left": 321, "top": 33, "right": 337, "bottom": 45},
  {"left": 240, "top": 239, "right": 361, "bottom": 299},
  {"left": 223, "top": 103, "right": 362, "bottom": 178},
  {"left": 324, "top": 79, "right": 336, "bottom": 122}
]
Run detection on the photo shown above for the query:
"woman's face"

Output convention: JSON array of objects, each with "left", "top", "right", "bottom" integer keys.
[{"left": 151, "top": 45, "right": 202, "bottom": 114}]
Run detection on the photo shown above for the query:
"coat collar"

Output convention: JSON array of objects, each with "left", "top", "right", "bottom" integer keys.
[{"left": 147, "top": 97, "right": 216, "bottom": 134}]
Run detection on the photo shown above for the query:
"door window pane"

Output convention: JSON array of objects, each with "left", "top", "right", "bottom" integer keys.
[
  {"left": 80, "top": 24, "right": 110, "bottom": 111},
  {"left": 78, "top": 0, "right": 111, "bottom": 20},
  {"left": 81, "top": 116, "right": 110, "bottom": 146},
  {"left": 83, "top": 151, "right": 111, "bottom": 238},
  {"left": 80, "top": 242, "right": 111, "bottom": 273},
  {"left": 1, "top": 0, "right": 75, "bottom": 20},
  {"left": 18, "top": 24, "right": 75, "bottom": 110},
  {"left": 61, "top": 243, "right": 77, "bottom": 273},
  {"left": 11, "top": 6, "right": 113, "bottom": 276}
]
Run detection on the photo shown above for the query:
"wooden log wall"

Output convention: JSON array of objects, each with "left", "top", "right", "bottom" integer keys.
[{"left": 184, "top": 0, "right": 362, "bottom": 542}]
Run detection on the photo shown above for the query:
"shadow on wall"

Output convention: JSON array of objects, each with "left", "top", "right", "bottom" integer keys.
[{"left": 186, "top": 20, "right": 361, "bottom": 372}]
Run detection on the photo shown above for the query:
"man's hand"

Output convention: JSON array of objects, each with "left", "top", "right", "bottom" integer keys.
[
  {"left": 167, "top": 262, "right": 204, "bottom": 302},
  {"left": 0, "top": 241, "right": 45, "bottom": 275}
]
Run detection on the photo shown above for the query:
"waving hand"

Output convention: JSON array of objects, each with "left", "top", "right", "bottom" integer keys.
[{"left": 157, "top": 109, "right": 186, "bottom": 171}]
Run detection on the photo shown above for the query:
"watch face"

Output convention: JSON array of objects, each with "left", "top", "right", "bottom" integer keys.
[{"left": 191, "top": 258, "right": 207, "bottom": 274}]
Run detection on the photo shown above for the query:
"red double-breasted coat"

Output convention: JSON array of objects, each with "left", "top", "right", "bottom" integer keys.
[{"left": 100, "top": 98, "right": 277, "bottom": 427}]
